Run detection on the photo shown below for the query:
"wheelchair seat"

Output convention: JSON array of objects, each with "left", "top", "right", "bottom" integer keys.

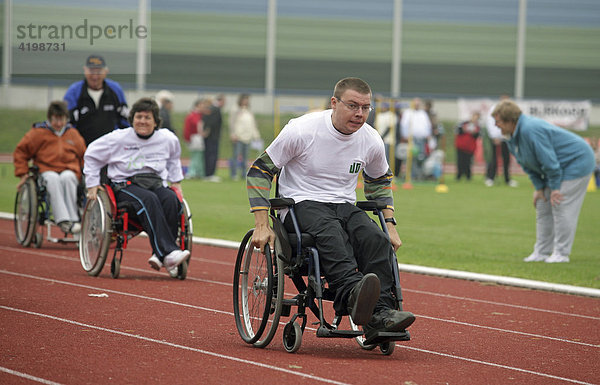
[
  {"left": 233, "top": 197, "right": 410, "bottom": 355},
  {"left": 78, "top": 184, "right": 193, "bottom": 279}
]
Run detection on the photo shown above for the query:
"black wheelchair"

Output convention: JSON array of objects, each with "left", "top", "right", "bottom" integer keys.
[
  {"left": 14, "top": 166, "right": 83, "bottom": 248},
  {"left": 233, "top": 198, "right": 410, "bottom": 355},
  {"left": 78, "top": 184, "right": 193, "bottom": 280}
]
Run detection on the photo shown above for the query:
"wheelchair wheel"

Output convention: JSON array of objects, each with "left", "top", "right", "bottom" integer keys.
[
  {"left": 174, "top": 198, "right": 193, "bottom": 280},
  {"left": 252, "top": 246, "right": 284, "bottom": 348},
  {"left": 350, "top": 317, "right": 377, "bottom": 351},
  {"left": 380, "top": 341, "right": 395, "bottom": 355},
  {"left": 79, "top": 189, "right": 112, "bottom": 276},
  {"left": 282, "top": 321, "right": 302, "bottom": 353},
  {"left": 32, "top": 232, "right": 43, "bottom": 249},
  {"left": 111, "top": 256, "right": 121, "bottom": 279},
  {"left": 14, "top": 177, "right": 38, "bottom": 247},
  {"left": 233, "top": 229, "right": 273, "bottom": 345}
]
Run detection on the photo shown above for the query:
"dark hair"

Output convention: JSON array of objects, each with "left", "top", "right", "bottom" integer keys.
[
  {"left": 47, "top": 101, "right": 69, "bottom": 120},
  {"left": 333, "top": 77, "right": 371, "bottom": 100},
  {"left": 129, "top": 97, "right": 162, "bottom": 128}
]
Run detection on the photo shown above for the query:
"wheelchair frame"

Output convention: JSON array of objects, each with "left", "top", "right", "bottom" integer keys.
[
  {"left": 233, "top": 198, "right": 410, "bottom": 355},
  {"left": 78, "top": 184, "right": 193, "bottom": 279},
  {"left": 14, "top": 166, "right": 82, "bottom": 248}
]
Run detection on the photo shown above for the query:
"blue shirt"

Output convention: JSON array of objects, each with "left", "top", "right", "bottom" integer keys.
[{"left": 506, "top": 114, "right": 595, "bottom": 190}]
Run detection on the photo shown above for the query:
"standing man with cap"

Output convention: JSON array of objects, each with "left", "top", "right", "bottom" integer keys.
[{"left": 64, "top": 55, "right": 129, "bottom": 146}]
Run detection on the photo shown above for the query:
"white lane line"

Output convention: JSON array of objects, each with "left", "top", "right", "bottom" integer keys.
[
  {"left": 0, "top": 269, "right": 231, "bottom": 315},
  {"left": 2, "top": 244, "right": 597, "bottom": 322},
  {"left": 2, "top": 268, "right": 598, "bottom": 350},
  {"left": 405, "top": 288, "right": 600, "bottom": 321},
  {"left": 416, "top": 315, "right": 599, "bottom": 348},
  {"left": 0, "top": 306, "right": 349, "bottom": 385},
  {"left": 0, "top": 366, "right": 63, "bottom": 385},
  {"left": 394, "top": 344, "right": 596, "bottom": 385},
  {"left": 2, "top": 270, "right": 597, "bottom": 384}
]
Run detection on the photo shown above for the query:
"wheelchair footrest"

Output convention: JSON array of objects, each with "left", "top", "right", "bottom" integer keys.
[
  {"left": 363, "top": 330, "right": 411, "bottom": 345},
  {"left": 316, "top": 325, "right": 363, "bottom": 338}
]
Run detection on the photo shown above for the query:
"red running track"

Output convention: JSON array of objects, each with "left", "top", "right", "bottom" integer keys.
[{"left": 0, "top": 218, "right": 598, "bottom": 385}]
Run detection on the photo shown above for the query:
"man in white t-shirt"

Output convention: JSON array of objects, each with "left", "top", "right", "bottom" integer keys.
[{"left": 247, "top": 77, "right": 415, "bottom": 337}]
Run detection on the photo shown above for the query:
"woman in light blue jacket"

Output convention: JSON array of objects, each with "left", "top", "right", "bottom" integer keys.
[{"left": 492, "top": 100, "right": 595, "bottom": 263}]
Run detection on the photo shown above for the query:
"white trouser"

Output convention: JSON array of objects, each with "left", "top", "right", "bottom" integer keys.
[
  {"left": 41, "top": 170, "right": 79, "bottom": 224},
  {"left": 533, "top": 175, "right": 591, "bottom": 258}
]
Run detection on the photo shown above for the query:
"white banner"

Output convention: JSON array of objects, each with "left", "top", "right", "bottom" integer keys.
[{"left": 458, "top": 99, "right": 592, "bottom": 131}]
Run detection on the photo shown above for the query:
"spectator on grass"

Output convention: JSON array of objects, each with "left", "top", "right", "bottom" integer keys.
[
  {"left": 492, "top": 100, "right": 595, "bottom": 263},
  {"left": 183, "top": 99, "right": 207, "bottom": 179},
  {"left": 14, "top": 101, "right": 86, "bottom": 234},
  {"left": 454, "top": 112, "right": 481, "bottom": 181},
  {"left": 155, "top": 90, "right": 175, "bottom": 133},
  {"left": 84, "top": 97, "right": 189, "bottom": 276},
  {"left": 374, "top": 101, "right": 397, "bottom": 164},
  {"left": 64, "top": 55, "right": 129, "bottom": 146},
  {"left": 247, "top": 77, "right": 415, "bottom": 340},
  {"left": 485, "top": 95, "right": 517, "bottom": 187},
  {"left": 400, "top": 98, "right": 432, "bottom": 180},
  {"left": 229, "top": 93, "right": 261, "bottom": 180},
  {"left": 203, "top": 94, "right": 225, "bottom": 182}
]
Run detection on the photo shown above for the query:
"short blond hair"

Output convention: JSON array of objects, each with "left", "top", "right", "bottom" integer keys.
[{"left": 492, "top": 100, "right": 522, "bottom": 123}]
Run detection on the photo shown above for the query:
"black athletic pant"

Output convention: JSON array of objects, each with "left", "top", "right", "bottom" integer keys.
[
  {"left": 456, "top": 150, "right": 474, "bottom": 180},
  {"left": 283, "top": 201, "right": 397, "bottom": 315},
  {"left": 204, "top": 138, "right": 219, "bottom": 177},
  {"left": 486, "top": 140, "right": 511, "bottom": 183},
  {"left": 116, "top": 185, "right": 180, "bottom": 260}
]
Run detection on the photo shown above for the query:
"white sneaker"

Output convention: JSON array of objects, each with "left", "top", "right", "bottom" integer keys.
[
  {"left": 508, "top": 180, "right": 519, "bottom": 188},
  {"left": 545, "top": 254, "right": 569, "bottom": 263},
  {"left": 485, "top": 179, "right": 494, "bottom": 187},
  {"left": 164, "top": 249, "right": 190, "bottom": 270},
  {"left": 70, "top": 222, "right": 81, "bottom": 234},
  {"left": 148, "top": 254, "right": 162, "bottom": 270},
  {"left": 523, "top": 252, "right": 549, "bottom": 262},
  {"left": 167, "top": 265, "right": 179, "bottom": 278}
]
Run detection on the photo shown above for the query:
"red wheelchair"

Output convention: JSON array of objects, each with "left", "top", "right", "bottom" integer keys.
[{"left": 78, "top": 184, "right": 193, "bottom": 279}]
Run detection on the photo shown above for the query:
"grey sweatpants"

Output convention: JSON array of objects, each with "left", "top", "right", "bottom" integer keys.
[
  {"left": 533, "top": 175, "right": 591, "bottom": 258},
  {"left": 41, "top": 170, "right": 79, "bottom": 224}
]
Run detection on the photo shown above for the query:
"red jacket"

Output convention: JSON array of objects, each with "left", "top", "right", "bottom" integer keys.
[
  {"left": 454, "top": 120, "right": 480, "bottom": 154},
  {"left": 183, "top": 110, "right": 202, "bottom": 142},
  {"left": 14, "top": 122, "right": 86, "bottom": 178}
]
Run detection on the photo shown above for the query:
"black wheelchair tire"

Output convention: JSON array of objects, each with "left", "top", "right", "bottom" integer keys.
[
  {"left": 233, "top": 229, "right": 273, "bottom": 345},
  {"left": 14, "top": 177, "right": 38, "bottom": 247},
  {"left": 79, "top": 189, "right": 112, "bottom": 276}
]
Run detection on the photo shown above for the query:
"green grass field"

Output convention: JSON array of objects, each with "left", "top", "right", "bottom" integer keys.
[{"left": 1, "top": 107, "right": 599, "bottom": 289}]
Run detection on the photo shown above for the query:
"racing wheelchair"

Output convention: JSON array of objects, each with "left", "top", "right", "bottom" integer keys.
[
  {"left": 233, "top": 198, "right": 410, "bottom": 355},
  {"left": 78, "top": 184, "right": 193, "bottom": 279},
  {"left": 14, "top": 166, "right": 83, "bottom": 248}
]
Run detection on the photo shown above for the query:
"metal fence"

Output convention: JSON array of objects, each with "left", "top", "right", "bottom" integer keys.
[{"left": 2, "top": 0, "right": 600, "bottom": 100}]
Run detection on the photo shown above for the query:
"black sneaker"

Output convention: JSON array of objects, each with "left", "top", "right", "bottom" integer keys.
[
  {"left": 366, "top": 308, "right": 415, "bottom": 333},
  {"left": 58, "top": 221, "right": 73, "bottom": 234},
  {"left": 347, "top": 273, "right": 380, "bottom": 326}
]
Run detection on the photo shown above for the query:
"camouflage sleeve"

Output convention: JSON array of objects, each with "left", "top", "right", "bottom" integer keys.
[
  {"left": 363, "top": 168, "right": 394, "bottom": 210},
  {"left": 247, "top": 151, "right": 280, "bottom": 212}
]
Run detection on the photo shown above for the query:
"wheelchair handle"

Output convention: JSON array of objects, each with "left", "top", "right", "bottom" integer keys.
[
  {"left": 269, "top": 197, "right": 295, "bottom": 210},
  {"left": 356, "top": 200, "right": 387, "bottom": 212}
]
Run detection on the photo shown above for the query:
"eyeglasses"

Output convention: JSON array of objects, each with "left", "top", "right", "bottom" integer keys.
[{"left": 336, "top": 98, "right": 373, "bottom": 113}]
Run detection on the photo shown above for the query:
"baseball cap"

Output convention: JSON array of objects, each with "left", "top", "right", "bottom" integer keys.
[{"left": 85, "top": 55, "right": 106, "bottom": 69}]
